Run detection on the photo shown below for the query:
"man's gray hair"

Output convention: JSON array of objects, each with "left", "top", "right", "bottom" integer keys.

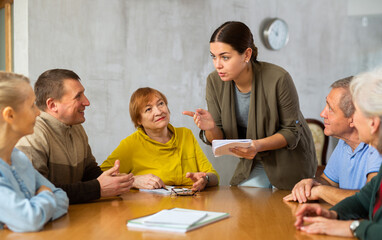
[{"left": 330, "top": 76, "right": 354, "bottom": 118}]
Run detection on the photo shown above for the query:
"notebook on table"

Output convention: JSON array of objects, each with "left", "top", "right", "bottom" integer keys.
[{"left": 127, "top": 208, "right": 229, "bottom": 233}]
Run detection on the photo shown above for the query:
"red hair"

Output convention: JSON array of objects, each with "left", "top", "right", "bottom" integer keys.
[{"left": 129, "top": 87, "right": 168, "bottom": 128}]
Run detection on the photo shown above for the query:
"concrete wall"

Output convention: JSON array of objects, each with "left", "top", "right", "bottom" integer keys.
[
  {"left": 0, "top": 8, "right": 5, "bottom": 70},
  {"left": 14, "top": 0, "right": 382, "bottom": 185},
  {"left": 13, "top": 0, "right": 28, "bottom": 76},
  {"left": 0, "top": 4, "right": 14, "bottom": 71}
]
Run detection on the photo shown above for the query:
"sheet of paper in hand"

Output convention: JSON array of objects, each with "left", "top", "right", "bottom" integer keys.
[{"left": 212, "top": 139, "right": 252, "bottom": 157}]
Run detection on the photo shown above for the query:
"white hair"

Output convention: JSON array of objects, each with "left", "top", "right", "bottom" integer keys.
[
  {"left": 350, "top": 67, "right": 382, "bottom": 117},
  {"left": 350, "top": 67, "right": 382, "bottom": 153}
]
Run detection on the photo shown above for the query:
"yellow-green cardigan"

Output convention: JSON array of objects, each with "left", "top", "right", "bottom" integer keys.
[
  {"left": 101, "top": 124, "right": 219, "bottom": 186},
  {"left": 203, "top": 61, "right": 317, "bottom": 190}
]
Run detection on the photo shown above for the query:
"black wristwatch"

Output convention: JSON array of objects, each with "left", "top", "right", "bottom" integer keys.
[
  {"left": 205, "top": 175, "right": 210, "bottom": 185},
  {"left": 350, "top": 220, "right": 360, "bottom": 237}
]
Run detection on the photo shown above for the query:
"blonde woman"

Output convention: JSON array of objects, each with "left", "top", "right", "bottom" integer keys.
[
  {"left": 295, "top": 68, "right": 382, "bottom": 239},
  {"left": 0, "top": 72, "right": 68, "bottom": 232}
]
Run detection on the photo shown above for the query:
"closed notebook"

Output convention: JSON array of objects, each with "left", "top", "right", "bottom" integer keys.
[
  {"left": 127, "top": 208, "right": 229, "bottom": 233},
  {"left": 212, "top": 139, "right": 252, "bottom": 157},
  {"left": 143, "top": 209, "right": 207, "bottom": 227}
]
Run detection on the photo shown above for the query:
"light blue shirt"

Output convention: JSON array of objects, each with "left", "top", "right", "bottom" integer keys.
[
  {"left": 324, "top": 140, "right": 382, "bottom": 189},
  {"left": 0, "top": 148, "right": 68, "bottom": 232}
]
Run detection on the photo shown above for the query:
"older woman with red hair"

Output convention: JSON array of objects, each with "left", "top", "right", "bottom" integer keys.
[{"left": 101, "top": 87, "right": 219, "bottom": 191}]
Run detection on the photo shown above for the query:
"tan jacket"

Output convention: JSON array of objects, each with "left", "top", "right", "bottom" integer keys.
[
  {"left": 204, "top": 61, "right": 317, "bottom": 190},
  {"left": 16, "top": 112, "right": 102, "bottom": 204}
]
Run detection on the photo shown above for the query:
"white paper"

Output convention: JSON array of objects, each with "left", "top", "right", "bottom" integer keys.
[
  {"left": 127, "top": 208, "right": 229, "bottom": 233},
  {"left": 139, "top": 186, "right": 173, "bottom": 195},
  {"left": 143, "top": 209, "right": 207, "bottom": 227},
  {"left": 212, "top": 139, "right": 252, "bottom": 157}
]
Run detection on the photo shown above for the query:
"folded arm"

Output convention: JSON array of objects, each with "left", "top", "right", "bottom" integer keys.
[{"left": 0, "top": 181, "right": 58, "bottom": 232}]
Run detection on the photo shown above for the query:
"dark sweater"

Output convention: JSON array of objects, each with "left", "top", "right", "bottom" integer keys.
[{"left": 331, "top": 162, "right": 382, "bottom": 240}]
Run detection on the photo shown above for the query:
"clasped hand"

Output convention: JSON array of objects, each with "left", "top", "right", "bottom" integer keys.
[
  {"left": 294, "top": 204, "right": 353, "bottom": 237},
  {"left": 283, "top": 178, "right": 321, "bottom": 203}
]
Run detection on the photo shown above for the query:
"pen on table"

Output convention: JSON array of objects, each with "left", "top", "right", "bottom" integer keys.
[{"left": 161, "top": 187, "right": 169, "bottom": 191}]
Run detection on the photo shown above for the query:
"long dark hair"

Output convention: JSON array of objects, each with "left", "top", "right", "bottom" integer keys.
[{"left": 210, "top": 21, "right": 258, "bottom": 62}]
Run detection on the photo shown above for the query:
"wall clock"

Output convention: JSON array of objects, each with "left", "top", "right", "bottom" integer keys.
[{"left": 262, "top": 18, "right": 289, "bottom": 50}]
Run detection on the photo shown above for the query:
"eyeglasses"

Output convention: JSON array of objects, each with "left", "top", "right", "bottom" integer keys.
[{"left": 171, "top": 188, "right": 197, "bottom": 196}]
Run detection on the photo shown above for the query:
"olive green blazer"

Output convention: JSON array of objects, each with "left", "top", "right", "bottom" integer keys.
[{"left": 203, "top": 61, "right": 317, "bottom": 190}]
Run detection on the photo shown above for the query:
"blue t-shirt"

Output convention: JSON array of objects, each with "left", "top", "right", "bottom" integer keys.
[{"left": 324, "top": 140, "right": 382, "bottom": 189}]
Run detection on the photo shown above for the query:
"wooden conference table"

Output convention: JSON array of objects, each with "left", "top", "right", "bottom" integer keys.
[{"left": 0, "top": 186, "right": 355, "bottom": 240}]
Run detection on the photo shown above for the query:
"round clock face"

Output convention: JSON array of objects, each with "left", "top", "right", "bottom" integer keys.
[{"left": 263, "top": 18, "right": 289, "bottom": 50}]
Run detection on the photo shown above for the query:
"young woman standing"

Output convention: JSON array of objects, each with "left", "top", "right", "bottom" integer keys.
[{"left": 184, "top": 21, "right": 316, "bottom": 189}]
